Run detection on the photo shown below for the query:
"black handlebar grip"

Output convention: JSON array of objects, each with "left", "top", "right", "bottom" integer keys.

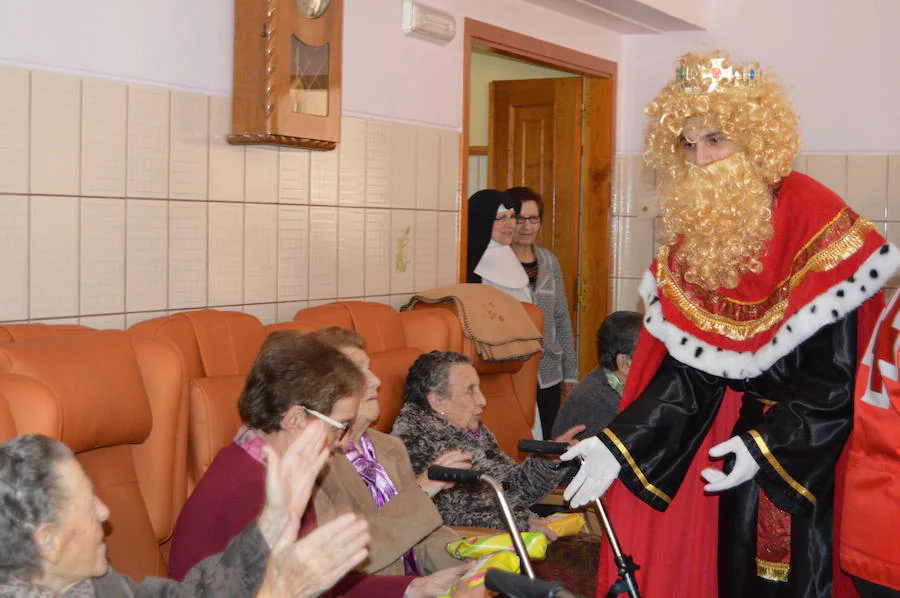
[
  {"left": 518, "top": 439, "right": 570, "bottom": 455},
  {"left": 485, "top": 569, "right": 575, "bottom": 598},
  {"left": 427, "top": 465, "right": 483, "bottom": 484}
]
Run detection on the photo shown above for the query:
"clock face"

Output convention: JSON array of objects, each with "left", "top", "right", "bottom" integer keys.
[{"left": 295, "top": 0, "right": 331, "bottom": 18}]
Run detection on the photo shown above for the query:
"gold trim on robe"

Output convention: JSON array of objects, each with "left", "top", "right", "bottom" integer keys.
[
  {"left": 748, "top": 430, "right": 816, "bottom": 505},
  {"left": 602, "top": 428, "right": 672, "bottom": 505}
]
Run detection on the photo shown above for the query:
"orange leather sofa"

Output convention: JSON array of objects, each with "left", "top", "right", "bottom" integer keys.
[
  {"left": 0, "top": 322, "right": 93, "bottom": 342},
  {"left": 0, "top": 330, "right": 188, "bottom": 582}
]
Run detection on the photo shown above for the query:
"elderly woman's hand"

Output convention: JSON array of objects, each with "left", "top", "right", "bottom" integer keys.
[
  {"left": 258, "top": 420, "right": 330, "bottom": 548},
  {"left": 404, "top": 563, "right": 476, "bottom": 598},
  {"left": 257, "top": 512, "right": 369, "bottom": 598},
  {"left": 416, "top": 449, "right": 473, "bottom": 498},
  {"left": 527, "top": 516, "right": 560, "bottom": 542}
]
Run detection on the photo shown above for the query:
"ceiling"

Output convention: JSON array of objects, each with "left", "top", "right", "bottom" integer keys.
[{"left": 519, "top": 0, "right": 706, "bottom": 34}]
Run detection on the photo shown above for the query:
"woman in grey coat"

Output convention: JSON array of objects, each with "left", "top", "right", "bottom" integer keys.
[
  {"left": 0, "top": 430, "right": 368, "bottom": 598},
  {"left": 508, "top": 187, "right": 579, "bottom": 439},
  {"left": 391, "top": 351, "right": 583, "bottom": 535}
]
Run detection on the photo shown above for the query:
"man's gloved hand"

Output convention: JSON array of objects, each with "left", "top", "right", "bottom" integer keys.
[
  {"left": 701, "top": 436, "right": 760, "bottom": 492},
  {"left": 561, "top": 437, "right": 621, "bottom": 508}
]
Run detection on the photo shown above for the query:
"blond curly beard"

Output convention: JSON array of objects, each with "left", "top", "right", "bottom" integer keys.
[{"left": 659, "top": 152, "right": 774, "bottom": 291}]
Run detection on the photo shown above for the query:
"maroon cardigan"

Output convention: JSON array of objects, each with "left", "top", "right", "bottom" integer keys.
[{"left": 168, "top": 442, "right": 414, "bottom": 596}]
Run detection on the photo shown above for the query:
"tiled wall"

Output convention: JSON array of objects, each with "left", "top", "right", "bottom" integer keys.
[
  {"left": 611, "top": 154, "right": 900, "bottom": 311},
  {"left": 0, "top": 66, "right": 461, "bottom": 328}
]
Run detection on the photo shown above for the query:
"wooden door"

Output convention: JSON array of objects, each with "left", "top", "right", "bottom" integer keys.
[{"left": 490, "top": 77, "right": 582, "bottom": 359}]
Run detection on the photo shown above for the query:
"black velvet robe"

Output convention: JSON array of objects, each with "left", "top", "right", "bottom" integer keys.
[{"left": 600, "top": 312, "right": 857, "bottom": 598}]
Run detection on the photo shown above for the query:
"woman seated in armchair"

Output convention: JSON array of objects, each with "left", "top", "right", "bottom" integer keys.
[
  {"left": 391, "top": 351, "right": 584, "bottom": 535},
  {"left": 309, "top": 327, "right": 472, "bottom": 576}
]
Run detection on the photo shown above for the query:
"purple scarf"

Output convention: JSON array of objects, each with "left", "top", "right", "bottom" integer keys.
[{"left": 344, "top": 432, "right": 422, "bottom": 576}]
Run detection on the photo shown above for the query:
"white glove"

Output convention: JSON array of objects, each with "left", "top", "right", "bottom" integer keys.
[
  {"left": 701, "top": 436, "right": 760, "bottom": 493},
  {"left": 561, "top": 437, "right": 621, "bottom": 508}
]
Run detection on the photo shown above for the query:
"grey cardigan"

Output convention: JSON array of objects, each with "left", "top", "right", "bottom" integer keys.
[{"left": 531, "top": 246, "right": 578, "bottom": 388}]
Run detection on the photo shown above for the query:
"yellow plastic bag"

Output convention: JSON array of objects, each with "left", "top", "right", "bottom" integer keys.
[
  {"left": 545, "top": 512, "right": 587, "bottom": 537},
  {"left": 446, "top": 531, "right": 549, "bottom": 560},
  {"left": 438, "top": 552, "right": 519, "bottom": 598}
]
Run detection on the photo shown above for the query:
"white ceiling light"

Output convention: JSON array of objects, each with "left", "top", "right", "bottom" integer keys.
[{"left": 401, "top": 0, "right": 456, "bottom": 44}]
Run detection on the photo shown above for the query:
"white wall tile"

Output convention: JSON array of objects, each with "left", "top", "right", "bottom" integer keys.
[
  {"left": 127, "top": 86, "right": 170, "bottom": 198},
  {"left": 416, "top": 128, "right": 439, "bottom": 210},
  {"left": 846, "top": 155, "right": 888, "bottom": 221},
  {"left": 888, "top": 155, "right": 900, "bottom": 221},
  {"left": 366, "top": 120, "right": 390, "bottom": 207},
  {"left": 615, "top": 216, "right": 655, "bottom": 278},
  {"left": 31, "top": 71, "right": 80, "bottom": 195},
  {"left": 308, "top": 206, "right": 338, "bottom": 299},
  {"left": 0, "top": 66, "right": 29, "bottom": 193},
  {"left": 79, "top": 314, "right": 126, "bottom": 330},
  {"left": 390, "top": 123, "right": 416, "bottom": 209},
  {"left": 338, "top": 207, "right": 366, "bottom": 298},
  {"left": 276, "top": 301, "right": 307, "bottom": 322},
  {"left": 245, "top": 147, "right": 279, "bottom": 203},
  {"left": 208, "top": 97, "right": 244, "bottom": 202},
  {"left": 390, "top": 210, "right": 415, "bottom": 294},
  {"left": 340, "top": 117, "right": 367, "bottom": 206},
  {"left": 125, "top": 310, "right": 168, "bottom": 328},
  {"left": 614, "top": 278, "right": 643, "bottom": 313},
  {"left": 31, "top": 196, "right": 79, "bottom": 318},
  {"left": 82, "top": 79, "right": 127, "bottom": 197},
  {"left": 438, "top": 129, "right": 460, "bottom": 211},
  {"left": 243, "top": 303, "right": 276, "bottom": 325},
  {"left": 805, "top": 155, "right": 847, "bottom": 198},
  {"left": 208, "top": 202, "right": 244, "bottom": 305},
  {"left": 366, "top": 295, "right": 391, "bottom": 307},
  {"left": 277, "top": 205, "right": 309, "bottom": 302},
  {"left": 81, "top": 197, "right": 125, "bottom": 315},
  {"left": 168, "top": 202, "right": 208, "bottom": 309},
  {"left": 279, "top": 148, "right": 310, "bottom": 204},
  {"left": 414, "top": 211, "right": 438, "bottom": 291},
  {"left": 244, "top": 203, "right": 277, "bottom": 303},
  {"left": 365, "top": 208, "right": 391, "bottom": 297},
  {"left": 467, "top": 156, "right": 482, "bottom": 199},
  {"left": 169, "top": 91, "right": 209, "bottom": 200},
  {"left": 437, "top": 211, "right": 459, "bottom": 286},
  {"left": 310, "top": 149, "right": 338, "bottom": 205},
  {"left": 33, "top": 317, "right": 80, "bottom": 325},
  {"left": 791, "top": 155, "right": 808, "bottom": 175},
  {"left": 0, "top": 196, "right": 29, "bottom": 320},
  {"left": 126, "top": 199, "right": 168, "bottom": 311}
]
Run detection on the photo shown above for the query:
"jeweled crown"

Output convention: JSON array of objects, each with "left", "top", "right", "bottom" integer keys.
[{"left": 675, "top": 55, "right": 762, "bottom": 94}]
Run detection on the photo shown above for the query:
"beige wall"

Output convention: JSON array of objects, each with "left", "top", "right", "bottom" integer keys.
[
  {"left": 609, "top": 154, "right": 900, "bottom": 312},
  {"left": 468, "top": 52, "right": 577, "bottom": 147},
  {"left": 0, "top": 66, "right": 460, "bottom": 327}
]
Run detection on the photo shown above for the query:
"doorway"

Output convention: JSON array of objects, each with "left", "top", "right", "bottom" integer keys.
[{"left": 460, "top": 18, "right": 616, "bottom": 377}]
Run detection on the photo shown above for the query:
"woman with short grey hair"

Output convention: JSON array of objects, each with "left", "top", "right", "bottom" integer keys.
[{"left": 0, "top": 431, "right": 368, "bottom": 598}]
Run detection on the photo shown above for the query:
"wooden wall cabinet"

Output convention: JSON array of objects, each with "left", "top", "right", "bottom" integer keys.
[{"left": 228, "top": 0, "right": 343, "bottom": 150}]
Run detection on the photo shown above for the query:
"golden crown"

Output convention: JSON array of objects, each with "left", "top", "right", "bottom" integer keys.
[{"left": 675, "top": 56, "right": 762, "bottom": 94}]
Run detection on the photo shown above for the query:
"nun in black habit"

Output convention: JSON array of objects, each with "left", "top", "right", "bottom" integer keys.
[{"left": 465, "top": 189, "right": 532, "bottom": 302}]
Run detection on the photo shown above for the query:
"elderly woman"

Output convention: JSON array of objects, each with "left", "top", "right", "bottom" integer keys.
[
  {"left": 0, "top": 428, "right": 368, "bottom": 598},
  {"left": 507, "top": 187, "right": 579, "bottom": 439},
  {"left": 168, "top": 331, "right": 468, "bottom": 598},
  {"left": 465, "top": 189, "right": 531, "bottom": 302},
  {"left": 308, "top": 328, "right": 471, "bottom": 576},
  {"left": 392, "top": 351, "right": 584, "bottom": 534}
]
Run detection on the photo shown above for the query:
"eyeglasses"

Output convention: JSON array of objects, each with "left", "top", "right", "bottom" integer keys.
[
  {"left": 494, "top": 214, "right": 516, "bottom": 223},
  {"left": 515, "top": 216, "right": 541, "bottom": 225},
  {"left": 303, "top": 406, "right": 350, "bottom": 442}
]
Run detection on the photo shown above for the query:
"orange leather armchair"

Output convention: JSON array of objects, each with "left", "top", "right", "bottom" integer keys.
[
  {"left": 294, "top": 301, "right": 461, "bottom": 432},
  {"left": 0, "top": 331, "right": 188, "bottom": 581},
  {"left": 0, "top": 322, "right": 93, "bottom": 342}
]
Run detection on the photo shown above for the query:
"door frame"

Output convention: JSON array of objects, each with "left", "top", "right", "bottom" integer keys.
[{"left": 459, "top": 18, "right": 617, "bottom": 372}]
